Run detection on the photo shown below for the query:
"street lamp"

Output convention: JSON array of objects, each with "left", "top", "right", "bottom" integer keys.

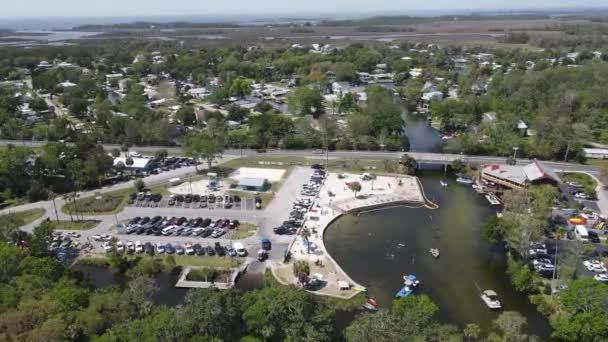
[{"left": 512, "top": 146, "right": 519, "bottom": 160}]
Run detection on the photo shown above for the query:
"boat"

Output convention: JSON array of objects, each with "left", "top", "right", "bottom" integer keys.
[
  {"left": 429, "top": 248, "right": 440, "bottom": 258},
  {"left": 485, "top": 193, "right": 501, "bottom": 205},
  {"left": 440, "top": 180, "right": 448, "bottom": 187},
  {"left": 471, "top": 184, "right": 480, "bottom": 190},
  {"left": 362, "top": 302, "right": 378, "bottom": 311},
  {"left": 456, "top": 176, "right": 474, "bottom": 184},
  {"left": 480, "top": 290, "right": 502, "bottom": 309},
  {"left": 396, "top": 275, "right": 420, "bottom": 298},
  {"left": 362, "top": 298, "right": 379, "bottom": 311}
]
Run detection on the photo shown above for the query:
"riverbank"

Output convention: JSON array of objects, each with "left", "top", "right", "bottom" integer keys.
[{"left": 271, "top": 172, "right": 426, "bottom": 299}]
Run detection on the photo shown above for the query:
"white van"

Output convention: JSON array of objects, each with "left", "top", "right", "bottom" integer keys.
[
  {"left": 575, "top": 225, "right": 589, "bottom": 242},
  {"left": 233, "top": 242, "right": 248, "bottom": 257}
]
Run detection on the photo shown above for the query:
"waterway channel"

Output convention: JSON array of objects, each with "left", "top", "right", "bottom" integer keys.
[{"left": 323, "top": 111, "right": 552, "bottom": 338}]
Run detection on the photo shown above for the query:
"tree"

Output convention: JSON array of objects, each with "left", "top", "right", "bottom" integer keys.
[
  {"left": 111, "top": 148, "right": 121, "bottom": 158},
  {"left": 177, "top": 289, "right": 242, "bottom": 340},
  {"left": 464, "top": 323, "right": 481, "bottom": 341},
  {"left": 127, "top": 276, "right": 158, "bottom": 317},
  {"left": 182, "top": 132, "right": 224, "bottom": 171},
  {"left": 241, "top": 286, "right": 334, "bottom": 341},
  {"left": 134, "top": 179, "right": 145, "bottom": 192},
  {"left": 29, "top": 220, "right": 55, "bottom": 257},
  {"left": 399, "top": 154, "right": 417, "bottom": 175},
  {"left": 175, "top": 106, "right": 197, "bottom": 126},
  {"left": 229, "top": 78, "right": 252, "bottom": 98},
  {"left": 301, "top": 227, "right": 312, "bottom": 254},
  {"left": 293, "top": 260, "right": 310, "bottom": 284},
  {"left": 287, "top": 87, "right": 323, "bottom": 117},
  {"left": 125, "top": 157, "right": 134, "bottom": 176},
  {"left": 365, "top": 86, "right": 403, "bottom": 135},
  {"left": 392, "top": 295, "right": 439, "bottom": 328},
  {"left": 155, "top": 149, "right": 168, "bottom": 163},
  {"left": 489, "top": 311, "right": 534, "bottom": 342},
  {"left": 347, "top": 181, "right": 362, "bottom": 198},
  {"left": 345, "top": 309, "right": 410, "bottom": 342},
  {"left": 552, "top": 279, "right": 608, "bottom": 341}
]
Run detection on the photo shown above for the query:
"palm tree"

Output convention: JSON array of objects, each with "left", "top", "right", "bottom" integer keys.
[
  {"left": 125, "top": 157, "right": 134, "bottom": 177},
  {"left": 48, "top": 190, "right": 60, "bottom": 222},
  {"left": 347, "top": 181, "right": 362, "bottom": 198},
  {"left": 292, "top": 260, "right": 310, "bottom": 285},
  {"left": 463, "top": 323, "right": 480, "bottom": 341},
  {"left": 301, "top": 228, "right": 311, "bottom": 254}
]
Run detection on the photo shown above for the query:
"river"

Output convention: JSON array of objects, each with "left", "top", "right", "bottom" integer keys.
[{"left": 323, "top": 111, "right": 552, "bottom": 338}]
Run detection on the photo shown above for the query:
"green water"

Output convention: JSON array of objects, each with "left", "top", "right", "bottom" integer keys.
[{"left": 324, "top": 171, "right": 552, "bottom": 338}]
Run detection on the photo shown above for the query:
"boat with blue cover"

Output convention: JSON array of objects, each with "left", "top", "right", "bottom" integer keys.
[{"left": 395, "top": 274, "right": 420, "bottom": 298}]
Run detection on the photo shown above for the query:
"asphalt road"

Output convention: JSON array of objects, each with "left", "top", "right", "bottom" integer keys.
[{"left": 0, "top": 139, "right": 599, "bottom": 173}]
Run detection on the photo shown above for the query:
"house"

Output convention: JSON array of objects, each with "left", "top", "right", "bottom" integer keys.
[
  {"left": 133, "top": 54, "right": 146, "bottom": 64},
  {"left": 583, "top": 148, "right": 608, "bottom": 159},
  {"left": 592, "top": 51, "right": 602, "bottom": 60},
  {"left": 106, "top": 73, "right": 124, "bottom": 82},
  {"left": 356, "top": 72, "right": 371, "bottom": 83},
  {"left": 238, "top": 177, "right": 269, "bottom": 192},
  {"left": 480, "top": 160, "right": 561, "bottom": 190},
  {"left": 408, "top": 68, "right": 423, "bottom": 78},
  {"left": 421, "top": 91, "right": 443, "bottom": 102},
  {"left": 332, "top": 82, "right": 352, "bottom": 96},
  {"left": 113, "top": 157, "right": 156, "bottom": 172},
  {"left": 517, "top": 120, "right": 528, "bottom": 136},
  {"left": 188, "top": 87, "right": 210, "bottom": 98},
  {"left": 57, "top": 81, "right": 77, "bottom": 88},
  {"left": 566, "top": 52, "right": 579, "bottom": 62},
  {"left": 37, "top": 61, "right": 52, "bottom": 69},
  {"left": 482, "top": 112, "right": 497, "bottom": 123},
  {"left": 227, "top": 120, "right": 241, "bottom": 130}
]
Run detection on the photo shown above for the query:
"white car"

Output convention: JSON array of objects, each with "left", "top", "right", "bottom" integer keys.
[
  {"left": 102, "top": 241, "right": 113, "bottom": 252},
  {"left": 584, "top": 260, "right": 606, "bottom": 273},
  {"left": 156, "top": 243, "right": 165, "bottom": 254},
  {"left": 116, "top": 241, "right": 125, "bottom": 253},
  {"left": 135, "top": 241, "right": 144, "bottom": 253},
  {"left": 594, "top": 274, "right": 608, "bottom": 283},
  {"left": 184, "top": 243, "right": 194, "bottom": 255},
  {"left": 126, "top": 241, "right": 135, "bottom": 253},
  {"left": 574, "top": 192, "right": 588, "bottom": 199},
  {"left": 234, "top": 242, "right": 248, "bottom": 257}
]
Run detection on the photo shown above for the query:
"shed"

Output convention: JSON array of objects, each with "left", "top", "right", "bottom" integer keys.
[{"left": 238, "top": 177, "right": 269, "bottom": 192}]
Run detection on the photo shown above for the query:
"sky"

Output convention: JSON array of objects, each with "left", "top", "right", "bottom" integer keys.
[{"left": 2, "top": 0, "right": 608, "bottom": 17}]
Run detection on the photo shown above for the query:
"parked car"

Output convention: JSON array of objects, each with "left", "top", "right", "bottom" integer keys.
[
  {"left": 156, "top": 243, "right": 165, "bottom": 254},
  {"left": 175, "top": 245, "right": 185, "bottom": 255},
  {"left": 214, "top": 242, "right": 226, "bottom": 256},
  {"left": 185, "top": 243, "right": 195, "bottom": 255},
  {"left": 135, "top": 241, "right": 144, "bottom": 253},
  {"left": 206, "top": 246, "right": 216, "bottom": 256},
  {"left": 194, "top": 243, "right": 205, "bottom": 256},
  {"left": 165, "top": 243, "right": 175, "bottom": 254},
  {"left": 234, "top": 242, "right": 248, "bottom": 257}
]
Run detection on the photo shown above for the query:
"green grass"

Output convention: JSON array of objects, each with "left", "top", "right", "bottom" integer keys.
[
  {"left": 0, "top": 208, "right": 46, "bottom": 226},
  {"left": 186, "top": 268, "right": 233, "bottom": 282},
  {"left": 53, "top": 220, "right": 99, "bottom": 230},
  {"left": 62, "top": 188, "right": 131, "bottom": 215},
  {"left": 587, "top": 159, "right": 608, "bottom": 168},
  {"left": 317, "top": 292, "right": 367, "bottom": 311},
  {"left": 219, "top": 156, "right": 310, "bottom": 170},
  {"left": 76, "top": 256, "right": 111, "bottom": 268},
  {"left": 231, "top": 222, "right": 257, "bottom": 239}
]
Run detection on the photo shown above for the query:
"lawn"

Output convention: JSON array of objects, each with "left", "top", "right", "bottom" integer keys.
[
  {"left": 559, "top": 172, "right": 598, "bottom": 199},
  {"left": 0, "top": 208, "right": 46, "bottom": 227},
  {"left": 62, "top": 188, "right": 131, "bottom": 215},
  {"left": 587, "top": 159, "right": 608, "bottom": 169},
  {"left": 218, "top": 156, "right": 310, "bottom": 171},
  {"left": 231, "top": 222, "right": 257, "bottom": 240},
  {"left": 171, "top": 255, "right": 243, "bottom": 268},
  {"left": 53, "top": 220, "right": 100, "bottom": 230},
  {"left": 185, "top": 268, "right": 233, "bottom": 283}
]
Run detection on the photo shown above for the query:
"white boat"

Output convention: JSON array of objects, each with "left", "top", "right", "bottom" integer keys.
[
  {"left": 456, "top": 176, "right": 474, "bottom": 184},
  {"left": 440, "top": 180, "right": 448, "bottom": 187},
  {"left": 429, "top": 248, "right": 440, "bottom": 258},
  {"left": 480, "top": 290, "right": 502, "bottom": 309},
  {"left": 485, "top": 193, "right": 501, "bottom": 205}
]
